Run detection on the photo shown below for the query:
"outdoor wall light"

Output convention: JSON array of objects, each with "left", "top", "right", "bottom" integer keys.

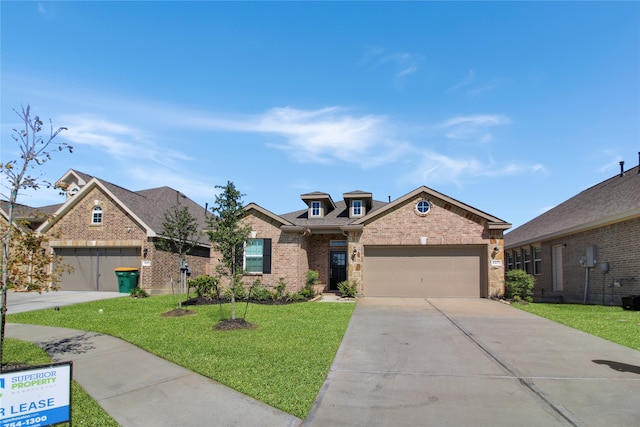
[
  {"left": 491, "top": 246, "right": 500, "bottom": 258},
  {"left": 143, "top": 248, "right": 148, "bottom": 258},
  {"left": 352, "top": 247, "right": 357, "bottom": 255}
]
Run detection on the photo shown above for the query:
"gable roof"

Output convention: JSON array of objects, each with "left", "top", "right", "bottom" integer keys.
[
  {"left": 353, "top": 185, "right": 510, "bottom": 229},
  {"left": 505, "top": 165, "right": 640, "bottom": 248},
  {"left": 38, "top": 169, "right": 210, "bottom": 245}
]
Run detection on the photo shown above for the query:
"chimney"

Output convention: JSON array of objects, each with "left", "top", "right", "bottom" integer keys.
[{"left": 619, "top": 161, "right": 624, "bottom": 177}]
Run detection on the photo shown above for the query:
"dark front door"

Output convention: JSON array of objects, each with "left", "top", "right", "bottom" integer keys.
[{"left": 329, "top": 251, "right": 347, "bottom": 291}]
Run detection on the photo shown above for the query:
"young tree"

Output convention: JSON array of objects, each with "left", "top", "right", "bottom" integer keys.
[
  {"left": 158, "top": 200, "right": 202, "bottom": 309},
  {"left": 0, "top": 221, "right": 73, "bottom": 292},
  {"left": 206, "top": 181, "right": 252, "bottom": 320},
  {"left": 1, "top": 105, "right": 72, "bottom": 370}
]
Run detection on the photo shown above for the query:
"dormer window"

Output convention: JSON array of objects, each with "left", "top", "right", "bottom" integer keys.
[
  {"left": 92, "top": 205, "right": 103, "bottom": 224},
  {"left": 351, "top": 200, "right": 363, "bottom": 217},
  {"left": 311, "top": 201, "right": 322, "bottom": 218}
]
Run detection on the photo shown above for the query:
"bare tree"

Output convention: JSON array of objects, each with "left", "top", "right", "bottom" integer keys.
[{"left": 1, "top": 105, "right": 72, "bottom": 370}]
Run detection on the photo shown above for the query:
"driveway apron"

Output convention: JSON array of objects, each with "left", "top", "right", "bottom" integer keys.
[{"left": 303, "top": 298, "right": 640, "bottom": 427}]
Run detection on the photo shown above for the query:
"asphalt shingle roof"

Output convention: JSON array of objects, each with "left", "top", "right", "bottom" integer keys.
[{"left": 505, "top": 165, "right": 640, "bottom": 248}]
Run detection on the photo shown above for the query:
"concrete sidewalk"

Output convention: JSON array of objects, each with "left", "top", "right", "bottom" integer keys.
[
  {"left": 303, "top": 298, "right": 640, "bottom": 427},
  {"left": 6, "top": 323, "right": 301, "bottom": 427}
]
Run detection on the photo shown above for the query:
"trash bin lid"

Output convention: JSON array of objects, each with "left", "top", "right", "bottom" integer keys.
[{"left": 115, "top": 267, "right": 139, "bottom": 272}]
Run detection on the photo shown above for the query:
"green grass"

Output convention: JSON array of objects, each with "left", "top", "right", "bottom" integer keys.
[
  {"left": 2, "top": 338, "right": 119, "bottom": 427},
  {"left": 7, "top": 296, "right": 355, "bottom": 419},
  {"left": 514, "top": 303, "right": 640, "bottom": 351}
]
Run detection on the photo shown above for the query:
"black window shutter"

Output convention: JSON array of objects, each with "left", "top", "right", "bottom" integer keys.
[{"left": 262, "top": 238, "right": 272, "bottom": 274}]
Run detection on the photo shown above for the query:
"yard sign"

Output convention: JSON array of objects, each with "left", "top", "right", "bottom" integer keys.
[{"left": 0, "top": 362, "right": 72, "bottom": 427}]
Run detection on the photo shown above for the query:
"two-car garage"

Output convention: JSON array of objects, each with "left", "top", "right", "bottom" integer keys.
[
  {"left": 363, "top": 246, "right": 486, "bottom": 298},
  {"left": 54, "top": 247, "right": 141, "bottom": 292}
]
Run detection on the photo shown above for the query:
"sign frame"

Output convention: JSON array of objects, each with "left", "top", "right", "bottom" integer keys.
[{"left": 0, "top": 361, "right": 73, "bottom": 427}]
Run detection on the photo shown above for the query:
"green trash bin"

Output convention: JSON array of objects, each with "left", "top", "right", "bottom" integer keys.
[{"left": 115, "top": 268, "right": 139, "bottom": 293}]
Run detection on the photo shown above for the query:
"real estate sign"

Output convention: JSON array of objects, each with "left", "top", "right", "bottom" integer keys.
[{"left": 0, "top": 362, "right": 72, "bottom": 427}]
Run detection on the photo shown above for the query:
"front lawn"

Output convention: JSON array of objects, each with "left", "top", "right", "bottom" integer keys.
[
  {"left": 514, "top": 303, "right": 640, "bottom": 351},
  {"left": 2, "top": 338, "right": 119, "bottom": 426},
  {"left": 7, "top": 296, "right": 355, "bottom": 418}
]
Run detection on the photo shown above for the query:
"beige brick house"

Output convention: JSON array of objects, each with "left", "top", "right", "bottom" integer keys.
[
  {"left": 33, "top": 170, "right": 210, "bottom": 293},
  {"left": 229, "top": 186, "right": 511, "bottom": 298},
  {"left": 505, "top": 162, "right": 640, "bottom": 305}
]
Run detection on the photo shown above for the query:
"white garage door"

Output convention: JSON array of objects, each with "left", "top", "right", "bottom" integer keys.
[
  {"left": 55, "top": 247, "right": 141, "bottom": 291},
  {"left": 364, "top": 246, "right": 483, "bottom": 297}
]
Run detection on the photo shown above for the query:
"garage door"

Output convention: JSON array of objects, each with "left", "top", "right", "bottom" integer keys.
[
  {"left": 55, "top": 247, "right": 141, "bottom": 291},
  {"left": 364, "top": 246, "right": 483, "bottom": 297}
]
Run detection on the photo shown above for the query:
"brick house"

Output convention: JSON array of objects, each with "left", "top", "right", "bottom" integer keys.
[
  {"left": 225, "top": 186, "right": 511, "bottom": 298},
  {"left": 32, "top": 169, "right": 210, "bottom": 293},
  {"left": 505, "top": 162, "right": 640, "bottom": 305}
]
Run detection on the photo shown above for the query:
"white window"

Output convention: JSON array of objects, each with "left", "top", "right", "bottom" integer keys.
[
  {"left": 91, "top": 206, "right": 103, "bottom": 224},
  {"left": 351, "top": 200, "right": 363, "bottom": 217},
  {"left": 311, "top": 201, "right": 322, "bottom": 217},
  {"left": 523, "top": 248, "right": 532, "bottom": 274},
  {"left": 415, "top": 200, "right": 431, "bottom": 216},
  {"left": 533, "top": 247, "right": 542, "bottom": 275},
  {"left": 244, "top": 238, "right": 272, "bottom": 274}
]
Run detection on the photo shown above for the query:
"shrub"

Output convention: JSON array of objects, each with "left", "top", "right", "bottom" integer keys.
[
  {"left": 223, "top": 282, "right": 247, "bottom": 300},
  {"left": 272, "top": 278, "right": 287, "bottom": 301},
  {"left": 249, "top": 279, "right": 270, "bottom": 302},
  {"left": 505, "top": 270, "right": 535, "bottom": 302},
  {"left": 130, "top": 287, "right": 149, "bottom": 298},
  {"left": 188, "top": 275, "right": 219, "bottom": 298},
  {"left": 338, "top": 280, "right": 358, "bottom": 298},
  {"left": 300, "top": 270, "right": 320, "bottom": 299}
]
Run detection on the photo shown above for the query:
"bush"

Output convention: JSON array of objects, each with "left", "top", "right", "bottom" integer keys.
[
  {"left": 505, "top": 270, "right": 535, "bottom": 302},
  {"left": 272, "top": 278, "right": 287, "bottom": 301},
  {"left": 248, "top": 279, "right": 271, "bottom": 302},
  {"left": 188, "top": 275, "right": 219, "bottom": 298},
  {"left": 338, "top": 280, "right": 358, "bottom": 298},
  {"left": 223, "top": 282, "right": 247, "bottom": 300},
  {"left": 130, "top": 287, "right": 149, "bottom": 298}
]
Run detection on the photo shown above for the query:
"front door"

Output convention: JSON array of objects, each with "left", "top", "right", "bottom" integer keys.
[{"left": 329, "top": 251, "right": 347, "bottom": 291}]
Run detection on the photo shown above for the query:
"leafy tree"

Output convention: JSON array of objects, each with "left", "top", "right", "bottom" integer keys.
[
  {"left": 1, "top": 221, "right": 73, "bottom": 292},
  {"left": 206, "top": 181, "right": 252, "bottom": 320},
  {"left": 1, "top": 105, "right": 72, "bottom": 370},
  {"left": 158, "top": 201, "right": 202, "bottom": 309}
]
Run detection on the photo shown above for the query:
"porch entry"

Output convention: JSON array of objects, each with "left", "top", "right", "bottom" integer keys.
[{"left": 329, "top": 251, "right": 347, "bottom": 291}]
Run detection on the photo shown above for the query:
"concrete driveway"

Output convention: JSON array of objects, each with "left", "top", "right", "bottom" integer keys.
[{"left": 303, "top": 298, "right": 640, "bottom": 427}]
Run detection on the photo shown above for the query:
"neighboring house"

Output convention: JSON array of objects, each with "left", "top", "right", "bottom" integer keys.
[
  {"left": 225, "top": 186, "right": 511, "bottom": 298},
  {"left": 31, "top": 169, "right": 211, "bottom": 293},
  {"left": 505, "top": 162, "right": 640, "bottom": 305}
]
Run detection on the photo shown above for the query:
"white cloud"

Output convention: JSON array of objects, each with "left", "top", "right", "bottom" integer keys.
[
  {"left": 361, "top": 46, "right": 421, "bottom": 81},
  {"left": 448, "top": 70, "right": 475, "bottom": 92},
  {"left": 184, "top": 106, "right": 409, "bottom": 166},
  {"left": 404, "top": 150, "right": 544, "bottom": 187},
  {"left": 440, "top": 114, "right": 511, "bottom": 142},
  {"left": 58, "top": 114, "right": 190, "bottom": 169}
]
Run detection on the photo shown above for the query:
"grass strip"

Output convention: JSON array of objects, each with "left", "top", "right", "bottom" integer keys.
[
  {"left": 7, "top": 296, "right": 355, "bottom": 418},
  {"left": 2, "top": 338, "right": 119, "bottom": 427},
  {"left": 514, "top": 303, "right": 640, "bottom": 351}
]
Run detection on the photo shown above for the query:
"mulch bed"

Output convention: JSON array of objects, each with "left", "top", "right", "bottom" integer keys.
[
  {"left": 161, "top": 308, "right": 197, "bottom": 317},
  {"left": 215, "top": 318, "right": 257, "bottom": 331}
]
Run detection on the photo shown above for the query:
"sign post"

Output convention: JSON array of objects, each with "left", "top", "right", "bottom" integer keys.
[{"left": 0, "top": 362, "right": 72, "bottom": 427}]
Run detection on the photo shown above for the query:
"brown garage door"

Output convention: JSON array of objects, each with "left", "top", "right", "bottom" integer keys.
[
  {"left": 55, "top": 247, "right": 141, "bottom": 291},
  {"left": 364, "top": 246, "right": 483, "bottom": 297}
]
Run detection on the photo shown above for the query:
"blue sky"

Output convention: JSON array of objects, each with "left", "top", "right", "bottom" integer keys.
[{"left": 1, "top": 1, "right": 638, "bottom": 229}]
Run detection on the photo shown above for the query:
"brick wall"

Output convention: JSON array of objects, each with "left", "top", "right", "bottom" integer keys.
[
  {"left": 210, "top": 212, "right": 305, "bottom": 293},
  {"left": 509, "top": 216, "right": 640, "bottom": 305},
  {"left": 350, "top": 194, "right": 505, "bottom": 297},
  {"left": 44, "top": 186, "right": 209, "bottom": 293}
]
